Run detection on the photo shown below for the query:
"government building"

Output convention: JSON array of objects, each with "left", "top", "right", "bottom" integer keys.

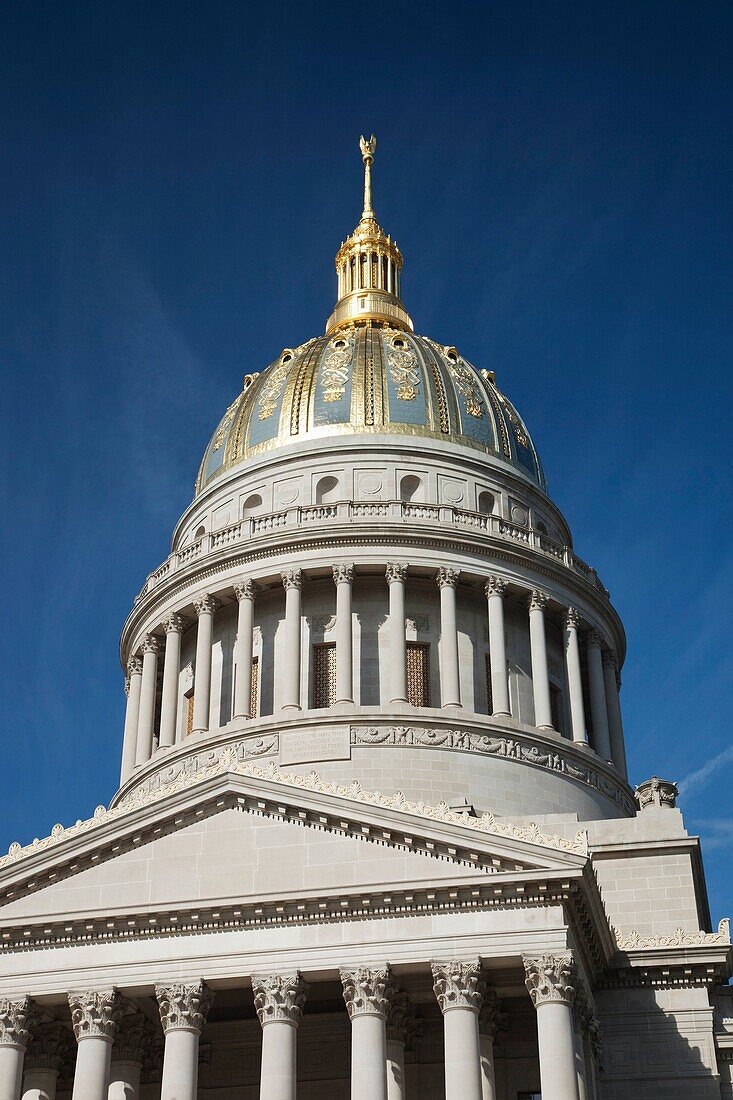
[{"left": 0, "top": 137, "right": 730, "bottom": 1100}]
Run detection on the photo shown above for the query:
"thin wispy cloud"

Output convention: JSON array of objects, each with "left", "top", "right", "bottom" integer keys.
[{"left": 678, "top": 746, "right": 733, "bottom": 797}]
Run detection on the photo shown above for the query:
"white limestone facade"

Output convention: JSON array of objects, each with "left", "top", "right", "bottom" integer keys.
[{"left": 0, "top": 138, "right": 729, "bottom": 1100}]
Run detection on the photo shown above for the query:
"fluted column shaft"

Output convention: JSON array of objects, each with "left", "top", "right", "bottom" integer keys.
[
  {"left": 602, "top": 653, "right": 628, "bottom": 778},
  {"left": 20, "top": 1069, "right": 57, "bottom": 1100},
  {"left": 333, "top": 565, "right": 354, "bottom": 704},
  {"left": 253, "top": 973, "right": 308, "bottom": 1100},
  {"left": 586, "top": 632, "right": 612, "bottom": 761},
  {"left": 135, "top": 636, "right": 159, "bottom": 765},
  {"left": 564, "top": 610, "right": 588, "bottom": 745},
  {"left": 158, "top": 615, "right": 185, "bottom": 749},
  {"left": 524, "top": 956, "right": 580, "bottom": 1100},
  {"left": 156, "top": 981, "right": 213, "bottom": 1100},
  {"left": 120, "top": 658, "right": 143, "bottom": 784},
  {"left": 108, "top": 1062, "right": 141, "bottom": 1100},
  {"left": 528, "top": 591, "right": 553, "bottom": 730},
  {"left": 386, "top": 565, "right": 408, "bottom": 704},
  {"left": 192, "top": 596, "right": 219, "bottom": 734},
  {"left": 68, "top": 990, "right": 119, "bottom": 1100},
  {"left": 341, "top": 967, "right": 392, "bottom": 1100},
  {"left": 233, "top": 581, "right": 255, "bottom": 719},
  {"left": 281, "top": 571, "right": 302, "bottom": 711},
  {"left": 432, "top": 961, "right": 483, "bottom": 1100},
  {"left": 485, "top": 577, "right": 510, "bottom": 716},
  {"left": 437, "top": 568, "right": 461, "bottom": 707}
]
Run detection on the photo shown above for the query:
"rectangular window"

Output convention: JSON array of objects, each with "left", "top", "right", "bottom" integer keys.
[
  {"left": 485, "top": 651, "right": 494, "bottom": 714},
  {"left": 549, "top": 683, "right": 562, "bottom": 734},
  {"left": 312, "top": 643, "right": 336, "bottom": 709},
  {"left": 250, "top": 656, "right": 259, "bottom": 717},
  {"left": 406, "top": 641, "right": 430, "bottom": 707},
  {"left": 185, "top": 692, "right": 195, "bottom": 736}
]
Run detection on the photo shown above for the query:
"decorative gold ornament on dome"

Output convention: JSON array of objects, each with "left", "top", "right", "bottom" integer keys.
[{"left": 325, "top": 135, "right": 414, "bottom": 335}]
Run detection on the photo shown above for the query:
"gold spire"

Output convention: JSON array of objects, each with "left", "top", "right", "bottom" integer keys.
[{"left": 325, "top": 136, "right": 413, "bottom": 335}]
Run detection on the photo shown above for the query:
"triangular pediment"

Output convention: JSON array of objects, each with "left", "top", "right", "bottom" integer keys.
[{"left": 0, "top": 762, "right": 588, "bottom": 942}]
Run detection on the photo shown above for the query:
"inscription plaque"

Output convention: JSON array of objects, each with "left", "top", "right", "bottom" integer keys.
[{"left": 279, "top": 726, "right": 351, "bottom": 766}]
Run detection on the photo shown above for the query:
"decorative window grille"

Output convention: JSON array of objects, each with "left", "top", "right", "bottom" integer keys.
[
  {"left": 549, "top": 683, "right": 563, "bottom": 734},
  {"left": 406, "top": 642, "right": 430, "bottom": 707},
  {"left": 185, "top": 692, "right": 195, "bottom": 736},
  {"left": 312, "top": 643, "right": 336, "bottom": 709},
  {"left": 485, "top": 651, "right": 494, "bottom": 714},
  {"left": 250, "top": 657, "right": 260, "bottom": 717}
]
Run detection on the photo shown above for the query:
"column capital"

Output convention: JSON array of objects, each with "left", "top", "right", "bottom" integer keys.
[
  {"left": 332, "top": 563, "right": 355, "bottom": 584},
  {"left": 193, "top": 594, "right": 220, "bottom": 617},
  {"left": 252, "top": 972, "right": 309, "bottom": 1027},
  {"left": 385, "top": 988, "right": 411, "bottom": 1043},
  {"left": 523, "top": 954, "right": 576, "bottom": 1008},
  {"left": 528, "top": 589, "right": 549, "bottom": 612},
  {"left": 602, "top": 650, "right": 618, "bottom": 672},
  {"left": 68, "top": 989, "right": 120, "bottom": 1043},
  {"left": 127, "top": 655, "right": 143, "bottom": 678},
  {"left": 281, "top": 569, "right": 303, "bottom": 591},
  {"left": 565, "top": 606, "right": 582, "bottom": 629},
  {"left": 0, "top": 995, "right": 33, "bottom": 1049},
  {"left": 340, "top": 965, "right": 393, "bottom": 1020},
  {"left": 162, "top": 612, "right": 186, "bottom": 635},
  {"left": 478, "top": 987, "right": 505, "bottom": 1040},
  {"left": 485, "top": 575, "right": 507, "bottom": 598},
  {"left": 385, "top": 562, "right": 408, "bottom": 584},
  {"left": 112, "top": 1011, "right": 156, "bottom": 1064},
  {"left": 155, "top": 980, "right": 214, "bottom": 1035},
  {"left": 431, "top": 959, "right": 483, "bottom": 1015},
  {"left": 587, "top": 628, "right": 605, "bottom": 649},
  {"left": 234, "top": 577, "right": 256, "bottom": 601},
  {"left": 436, "top": 566, "right": 459, "bottom": 589},
  {"left": 25, "top": 1020, "right": 74, "bottom": 1072},
  {"left": 140, "top": 633, "right": 161, "bottom": 655}
]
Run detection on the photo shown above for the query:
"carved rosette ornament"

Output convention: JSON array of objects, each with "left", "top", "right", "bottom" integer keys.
[
  {"left": 0, "top": 996, "right": 32, "bottom": 1049},
  {"left": 528, "top": 589, "right": 549, "bottom": 613},
  {"left": 68, "top": 990, "right": 120, "bottom": 1043},
  {"left": 252, "top": 972, "right": 309, "bottom": 1027},
  {"left": 485, "top": 575, "right": 507, "bottom": 598},
  {"left": 281, "top": 569, "right": 303, "bottom": 591},
  {"left": 25, "top": 1021, "right": 74, "bottom": 1072},
  {"left": 193, "top": 594, "right": 220, "bottom": 617},
  {"left": 162, "top": 613, "right": 186, "bottom": 635},
  {"left": 332, "top": 563, "right": 354, "bottom": 585},
  {"left": 431, "top": 960, "right": 483, "bottom": 1015},
  {"left": 340, "top": 966, "right": 393, "bottom": 1020},
  {"left": 436, "top": 566, "right": 459, "bottom": 589},
  {"left": 155, "top": 981, "right": 214, "bottom": 1035},
  {"left": 234, "top": 578, "right": 255, "bottom": 601},
  {"left": 385, "top": 562, "right": 408, "bottom": 584},
  {"left": 523, "top": 954, "right": 576, "bottom": 1008}
]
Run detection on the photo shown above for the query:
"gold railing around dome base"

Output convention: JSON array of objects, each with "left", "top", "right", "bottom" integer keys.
[{"left": 134, "top": 502, "right": 609, "bottom": 605}]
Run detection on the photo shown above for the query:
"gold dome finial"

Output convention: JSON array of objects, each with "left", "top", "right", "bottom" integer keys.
[
  {"left": 325, "top": 136, "right": 413, "bottom": 335},
  {"left": 359, "top": 134, "right": 377, "bottom": 219}
]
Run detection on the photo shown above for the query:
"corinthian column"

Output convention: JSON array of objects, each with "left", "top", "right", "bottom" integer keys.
[
  {"left": 22, "top": 1021, "right": 73, "bottom": 1100},
  {"left": 135, "top": 635, "right": 160, "bottom": 765},
  {"left": 437, "top": 567, "right": 461, "bottom": 707},
  {"left": 252, "top": 973, "right": 308, "bottom": 1100},
  {"left": 340, "top": 966, "right": 393, "bottom": 1100},
  {"left": 432, "top": 960, "right": 483, "bottom": 1100},
  {"left": 68, "top": 990, "right": 119, "bottom": 1100},
  {"left": 192, "top": 596, "right": 220, "bottom": 734},
  {"left": 233, "top": 580, "right": 256, "bottom": 719},
  {"left": 120, "top": 657, "right": 143, "bottom": 785},
  {"left": 478, "top": 988, "right": 502, "bottom": 1100},
  {"left": 0, "top": 996, "right": 32, "bottom": 1100},
  {"left": 156, "top": 981, "right": 214, "bottom": 1100},
  {"left": 602, "top": 652, "right": 628, "bottom": 779},
  {"left": 158, "top": 614, "right": 185, "bottom": 749},
  {"left": 528, "top": 591, "right": 553, "bottom": 729},
  {"left": 332, "top": 564, "right": 354, "bottom": 704},
  {"left": 109, "top": 1012, "right": 154, "bottom": 1100},
  {"left": 564, "top": 609, "right": 588, "bottom": 745},
  {"left": 484, "top": 577, "right": 510, "bottom": 716},
  {"left": 385, "top": 990, "right": 410, "bottom": 1100},
  {"left": 523, "top": 955, "right": 579, "bottom": 1100},
  {"left": 385, "top": 564, "right": 408, "bottom": 704},
  {"left": 586, "top": 632, "right": 612, "bottom": 762},
  {"left": 280, "top": 570, "right": 303, "bottom": 711}
]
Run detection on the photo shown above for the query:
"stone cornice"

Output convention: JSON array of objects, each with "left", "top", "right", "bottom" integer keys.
[{"left": 612, "top": 920, "right": 730, "bottom": 952}]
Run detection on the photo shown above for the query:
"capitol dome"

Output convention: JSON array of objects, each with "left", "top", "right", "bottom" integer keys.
[{"left": 196, "top": 329, "right": 546, "bottom": 495}]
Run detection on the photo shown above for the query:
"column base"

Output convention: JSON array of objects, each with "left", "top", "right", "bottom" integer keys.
[{"left": 280, "top": 704, "right": 302, "bottom": 713}]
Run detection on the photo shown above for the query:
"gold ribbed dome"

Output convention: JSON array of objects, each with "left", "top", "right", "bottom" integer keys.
[{"left": 195, "top": 138, "right": 545, "bottom": 495}]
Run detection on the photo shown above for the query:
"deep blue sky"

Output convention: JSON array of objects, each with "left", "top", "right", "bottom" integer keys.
[{"left": 1, "top": 2, "right": 731, "bottom": 924}]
